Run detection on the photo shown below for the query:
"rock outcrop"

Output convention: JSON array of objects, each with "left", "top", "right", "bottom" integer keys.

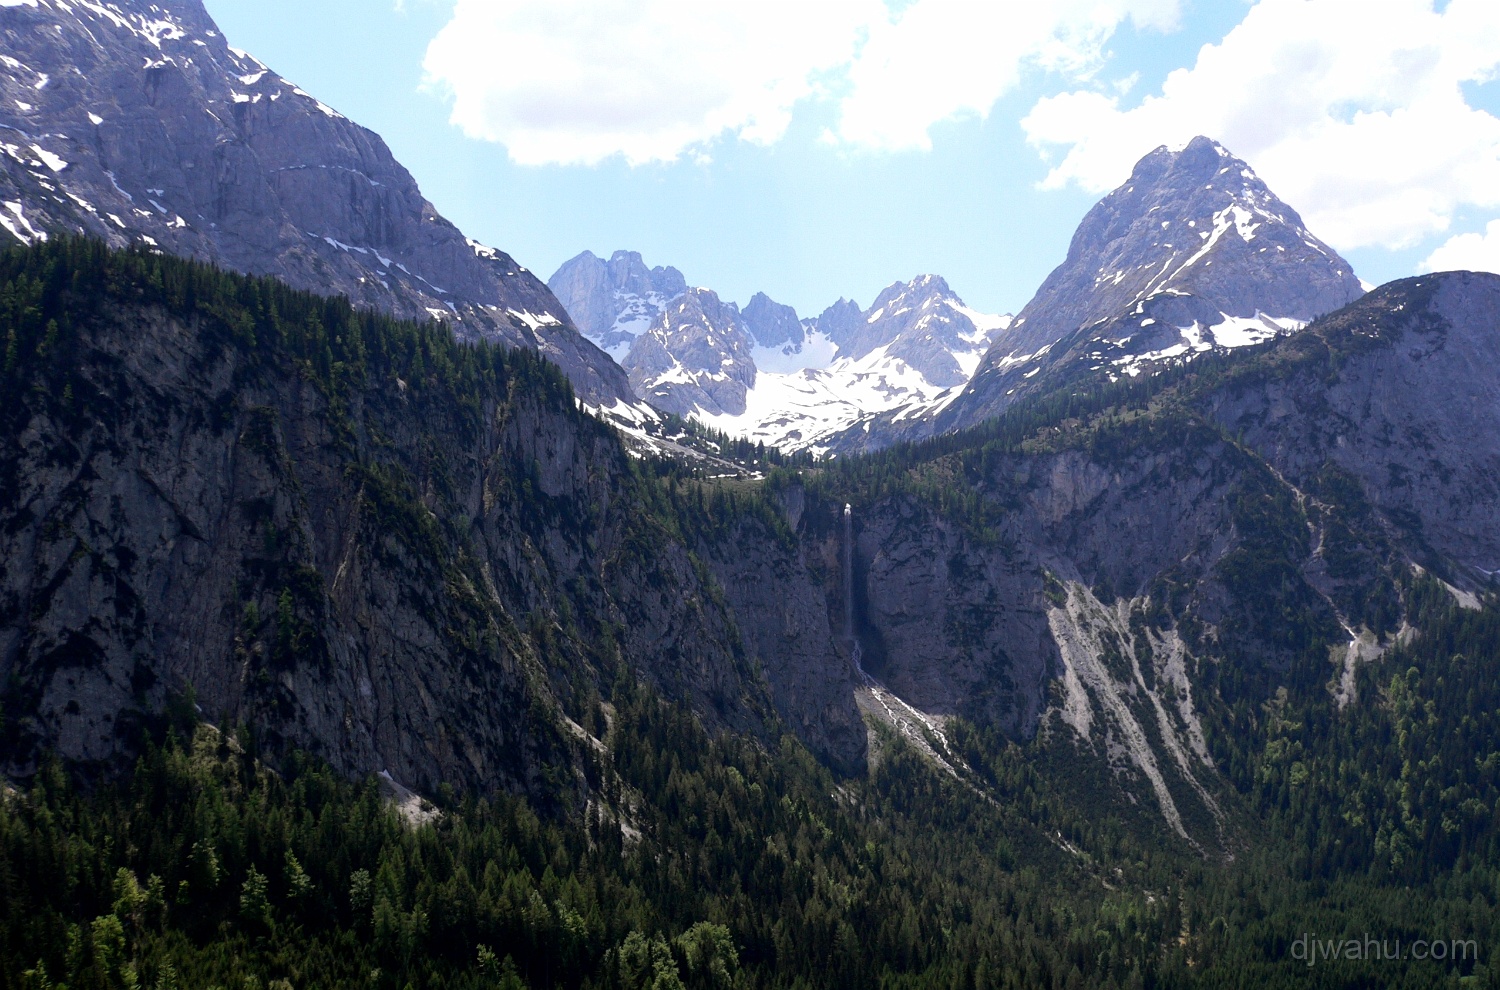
[
  {"left": 622, "top": 287, "right": 759, "bottom": 417},
  {"left": 741, "top": 291, "right": 804, "bottom": 349},
  {"left": 835, "top": 274, "right": 1009, "bottom": 389}
]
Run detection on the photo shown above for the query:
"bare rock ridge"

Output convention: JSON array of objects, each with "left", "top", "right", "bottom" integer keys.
[
  {"left": 837, "top": 274, "right": 1005, "bottom": 389},
  {"left": 0, "top": 0, "right": 633, "bottom": 405},
  {"left": 809, "top": 297, "right": 863, "bottom": 346},
  {"left": 836, "top": 137, "right": 1368, "bottom": 450}
]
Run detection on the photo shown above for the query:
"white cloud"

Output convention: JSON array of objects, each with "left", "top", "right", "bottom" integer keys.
[
  {"left": 1422, "top": 220, "right": 1500, "bottom": 274},
  {"left": 421, "top": 0, "right": 1179, "bottom": 166},
  {"left": 1022, "top": 0, "right": 1500, "bottom": 252},
  {"left": 422, "top": 0, "right": 878, "bottom": 166},
  {"left": 834, "top": 0, "right": 1179, "bottom": 152}
]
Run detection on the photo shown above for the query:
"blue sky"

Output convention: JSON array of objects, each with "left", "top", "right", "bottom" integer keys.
[{"left": 202, "top": 0, "right": 1500, "bottom": 319}]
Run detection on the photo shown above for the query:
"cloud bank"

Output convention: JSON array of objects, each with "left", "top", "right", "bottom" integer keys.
[
  {"left": 421, "top": 0, "right": 1500, "bottom": 262},
  {"left": 420, "top": 0, "right": 1179, "bottom": 166}
]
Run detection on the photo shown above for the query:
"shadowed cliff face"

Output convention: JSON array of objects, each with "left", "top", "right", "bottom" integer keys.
[
  {"left": 4, "top": 245, "right": 1499, "bottom": 854},
  {"left": 1206, "top": 273, "right": 1500, "bottom": 579},
  {"left": 0, "top": 247, "right": 867, "bottom": 791}
]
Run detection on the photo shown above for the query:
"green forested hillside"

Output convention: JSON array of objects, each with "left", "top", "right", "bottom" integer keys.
[
  {"left": 4, "top": 611, "right": 1499, "bottom": 990},
  {"left": 2, "top": 242, "right": 1500, "bottom": 988}
]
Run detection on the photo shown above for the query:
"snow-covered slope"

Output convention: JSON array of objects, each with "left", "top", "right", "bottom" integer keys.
[{"left": 702, "top": 277, "right": 1010, "bottom": 452}]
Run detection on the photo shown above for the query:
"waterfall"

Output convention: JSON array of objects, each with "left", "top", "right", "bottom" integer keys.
[
  {"left": 844, "top": 503, "right": 869, "bottom": 679},
  {"left": 843, "top": 503, "right": 854, "bottom": 641}
]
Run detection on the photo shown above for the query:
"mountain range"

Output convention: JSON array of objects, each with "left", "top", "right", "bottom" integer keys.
[
  {"left": 549, "top": 253, "right": 1010, "bottom": 453},
  {"left": 546, "top": 137, "right": 1367, "bottom": 458},
  {"left": 3, "top": 1, "right": 1500, "bottom": 987}
]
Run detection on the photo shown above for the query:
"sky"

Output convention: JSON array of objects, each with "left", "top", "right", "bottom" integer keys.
[{"left": 201, "top": 0, "right": 1500, "bottom": 320}]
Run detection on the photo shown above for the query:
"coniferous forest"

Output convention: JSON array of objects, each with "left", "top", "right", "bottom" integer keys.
[{"left": 2, "top": 241, "right": 1500, "bottom": 989}]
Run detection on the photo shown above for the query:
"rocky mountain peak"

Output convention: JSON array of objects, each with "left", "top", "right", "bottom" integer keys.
[
  {"left": 0, "top": 0, "right": 636, "bottom": 405},
  {"left": 1009, "top": 135, "right": 1362, "bottom": 353},
  {"left": 547, "top": 249, "right": 687, "bottom": 356},
  {"left": 840, "top": 273, "right": 1010, "bottom": 388},
  {"left": 809, "top": 297, "right": 864, "bottom": 346},
  {"left": 941, "top": 135, "right": 1366, "bottom": 431},
  {"left": 621, "top": 287, "right": 758, "bottom": 417},
  {"left": 742, "top": 291, "right": 803, "bottom": 349}
]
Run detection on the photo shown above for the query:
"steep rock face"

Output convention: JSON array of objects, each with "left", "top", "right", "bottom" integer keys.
[
  {"left": 808, "top": 297, "right": 863, "bottom": 347},
  {"left": 741, "top": 291, "right": 803, "bottom": 349},
  {"left": 840, "top": 430, "right": 1259, "bottom": 743},
  {"left": 547, "top": 249, "right": 687, "bottom": 358},
  {"left": 0, "top": 0, "right": 632, "bottom": 404},
  {"left": 819, "top": 275, "right": 1500, "bottom": 845},
  {"left": 622, "top": 287, "right": 757, "bottom": 417},
  {"left": 818, "top": 423, "right": 1355, "bottom": 848},
  {"left": 703, "top": 517, "right": 867, "bottom": 777},
  {"left": 0, "top": 249, "right": 869, "bottom": 789}
]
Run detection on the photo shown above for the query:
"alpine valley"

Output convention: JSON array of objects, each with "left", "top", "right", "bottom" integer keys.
[{"left": 3, "top": 2, "right": 1500, "bottom": 990}]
